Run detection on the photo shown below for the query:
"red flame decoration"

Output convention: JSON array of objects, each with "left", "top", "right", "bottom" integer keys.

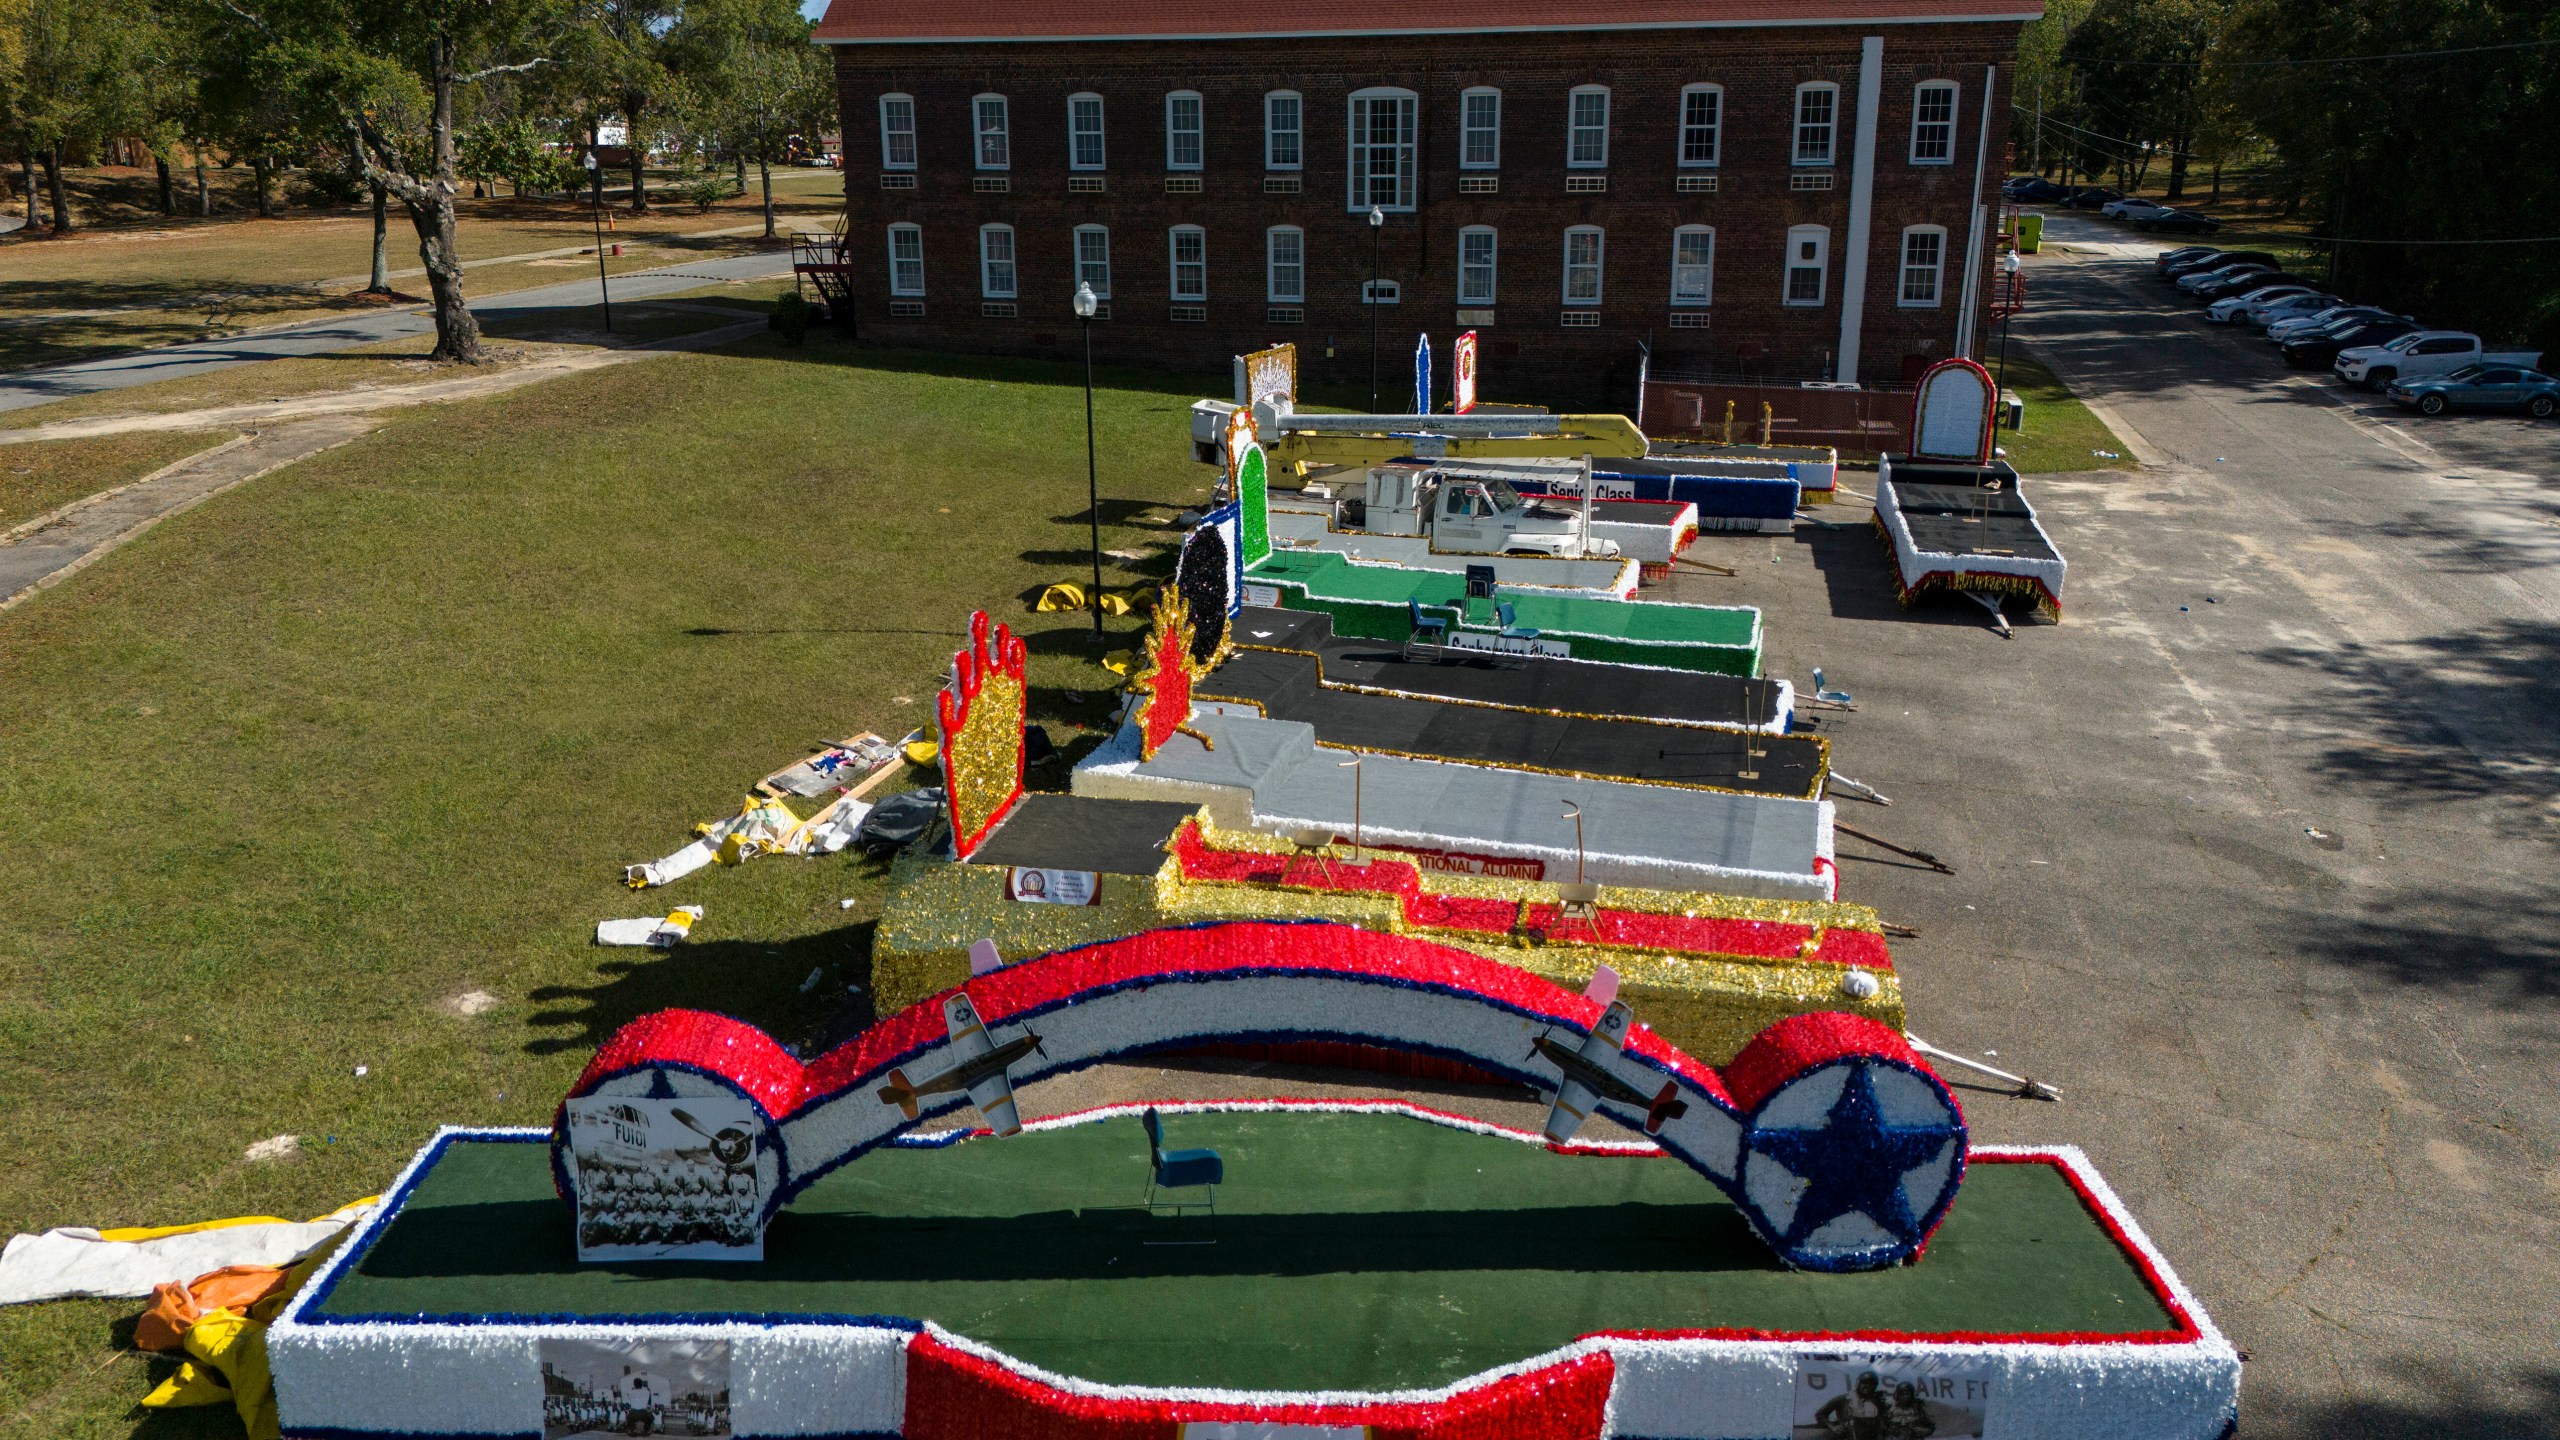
[{"left": 939, "top": 610, "right": 1029, "bottom": 861}]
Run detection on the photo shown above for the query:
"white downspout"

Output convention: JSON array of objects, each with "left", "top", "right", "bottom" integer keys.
[
  {"left": 1954, "top": 63, "right": 1998, "bottom": 357},
  {"left": 1835, "top": 35, "right": 1885, "bottom": 382}
]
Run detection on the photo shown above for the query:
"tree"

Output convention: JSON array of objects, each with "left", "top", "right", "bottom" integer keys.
[
  {"left": 559, "top": 0, "right": 675, "bottom": 212},
  {"left": 2059, "top": 0, "right": 2227, "bottom": 196},
  {"left": 0, "top": 0, "right": 150, "bottom": 232},
  {"left": 670, "top": 0, "right": 829, "bottom": 239}
]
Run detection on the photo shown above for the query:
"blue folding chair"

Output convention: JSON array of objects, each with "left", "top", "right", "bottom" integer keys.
[
  {"left": 1495, "top": 602, "right": 1541, "bottom": 641},
  {"left": 1404, "top": 598, "right": 1450, "bottom": 659},
  {"left": 1142, "top": 1107, "right": 1223, "bottom": 1216}
]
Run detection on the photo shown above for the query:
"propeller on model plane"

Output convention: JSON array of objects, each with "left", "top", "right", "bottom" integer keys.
[
  {"left": 667, "top": 1106, "right": 756, "bottom": 1167},
  {"left": 875, "top": 965, "right": 1046, "bottom": 1136},
  {"left": 1528, "top": 968, "right": 1689, "bottom": 1143}
]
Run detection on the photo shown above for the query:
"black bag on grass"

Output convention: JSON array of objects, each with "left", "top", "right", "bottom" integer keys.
[{"left": 856, "top": 788, "right": 945, "bottom": 856}]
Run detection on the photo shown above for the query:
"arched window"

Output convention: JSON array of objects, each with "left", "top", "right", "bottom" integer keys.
[
  {"left": 1068, "top": 93, "right": 1105, "bottom": 171},
  {"left": 1074, "top": 224, "right": 1112, "bottom": 297},
  {"left": 1458, "top": 226, "right": 1497, "bottom": 305},
  {"left": 1460, "top": 88, "right": 1501, "bottom": 170},
  {"left": 1670, "top": 226, "right": 1713, "bottom": 307},
  {"left": 878, "top": 94, "right": 917, "bottom": 170},
  {"left": 1909, "top": 81, "right": 1959, "bottom": 164},
  {"left": 978, "top": 224, "right": 1016, "bottom": 298},
  {"left": 1784, "top": 224, "right": 1829, "bottom": 306},
  {"left": 1264, "top": 91, "right": 1302, "bottom": 170},
  {"left": 1165, "top": 91, "right": 1204, "bottom": 171},
  {"left": 1347, "top": 87, "right": 1418, "bottom": 211},
  {"left": 1567, "top": 85, "right": 1610, "bottom": 168},
  {"left": 1562, "top": 225, "right": 1604, "bottom": 305},
  {"left": 1793, "top": 83, "right": 1838, "bottom": 167},
  {"left": 1169, "top": 225, "right": 1207, "bottom": 299},
  {"left": 973, "top": 94, "right": 1009, "bottom": 170},
  {"left": 1898, "top": 226, "right": 1947, "bottom": 307},
  {"left": 886, "top": 223, "right": 924, "bottom": 295},
  {"left": 1677, "top": 84, "right": 1722, "bottom": 168}
]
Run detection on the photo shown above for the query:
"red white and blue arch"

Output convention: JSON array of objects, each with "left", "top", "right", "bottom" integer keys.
[{"left": 556, "top": 921, "right": 1966, "bottom": 1272}]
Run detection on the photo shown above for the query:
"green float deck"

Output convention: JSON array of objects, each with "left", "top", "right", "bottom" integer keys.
[
  {"left": 321, "top": 1114, "right": 2174, "bottom": 1393},
  {"left": 1245, "top": 550, "right": 1762, "bottom": 676}
]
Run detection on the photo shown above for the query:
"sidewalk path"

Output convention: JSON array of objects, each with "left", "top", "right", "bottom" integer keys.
[{"left": 0, "top": 247, "right": 796, "bottom": 415}]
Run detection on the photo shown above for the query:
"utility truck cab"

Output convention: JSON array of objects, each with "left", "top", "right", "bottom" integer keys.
[{"left": 1358, "top": 464, "right": 1620, "bottom": 559}]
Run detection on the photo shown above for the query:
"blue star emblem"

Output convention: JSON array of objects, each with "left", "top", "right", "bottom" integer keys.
[{"left": 1743, "top": 1062, "right": 1961, "bottom": 1252}]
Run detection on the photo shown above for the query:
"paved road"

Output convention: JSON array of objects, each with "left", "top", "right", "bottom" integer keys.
[
  {"left": 1731, "top": 211, "right": 2556, "bottom": 1438},
  {"left": 0, "top": 246, "right": 795, "bottom": 414}
]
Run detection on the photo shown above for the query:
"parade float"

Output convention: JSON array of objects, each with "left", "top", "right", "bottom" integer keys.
[{"left": 1874, "top": 359, "right": 2069, "bottom": 632}]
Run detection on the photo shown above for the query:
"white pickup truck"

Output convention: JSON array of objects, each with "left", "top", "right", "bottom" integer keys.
[{"left": 2334, "top": 331, "right": 2544, "bottom": 391}]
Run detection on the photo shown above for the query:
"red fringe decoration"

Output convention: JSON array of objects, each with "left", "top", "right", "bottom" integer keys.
[
  {"left": 903, "top": 1331, "right": 1615, "bottom": 1439},
  {"left": 1720, "top": 1010, "right": 1943, "bottom": 1118}
]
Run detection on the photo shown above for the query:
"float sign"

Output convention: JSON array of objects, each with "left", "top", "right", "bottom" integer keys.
[{"left": 1453, "top": 331, "right": 1480, "bottom": 413}]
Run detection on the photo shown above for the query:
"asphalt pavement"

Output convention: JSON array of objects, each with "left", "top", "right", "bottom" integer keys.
[
  {"left": 0, "top": 246, "right": 796, "bottom": 414},
  {"left": 1726, "top": 211, "right": 2555, "bottom": 1438}
]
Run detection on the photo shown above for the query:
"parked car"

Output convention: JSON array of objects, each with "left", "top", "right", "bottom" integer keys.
[
  {"left": 2177, "top": 262, "right": 2271, "bottom": 296},
  {"left": 2268, "top": 305, "right": 2399, "bottom": 343},
  {"left": 2335, "top": 331, "right": 2545, "bottom": 390},
  {"left": 2204, "top": 284, "right": 2315, "bottom": 324},
  {"left": 2165, "top": 250, "right": 2275, "bottom": 281},
  {"left": 2387, "top": 366, "right": 2560, "bottom": 418},
  {"left": 2103, "top": 197, "right": 2173, "bottom": 221},
  {"left": 2282, "top": 318, "right": 2418, "bottom": 368},
  {"left": 2241, "top": 292, "right": 2344, "bottom": 329},
  {"left": 2137, "top": 209, "right": 2224, "bottom": 235},
  {"left": 2006, "top": 177, "right": 2072, "bottom": 203},
  {"left": 2194, "top": 269, "right": 2314, "bottom": 303},
  {"left": 2062, "top": 186, "right": 2125, "bottom": 209},
  {"left": 2155, "top": 245, "right": 2221, "bottom": 273}
]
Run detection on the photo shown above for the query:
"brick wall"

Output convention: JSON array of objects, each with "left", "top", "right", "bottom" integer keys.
[{"left": 826, "top": 24, "right": 2021, "bottom": 405}]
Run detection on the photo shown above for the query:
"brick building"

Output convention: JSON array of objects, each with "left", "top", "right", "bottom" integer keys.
[{"left": 813, "top": 0, "right": 2036, "bottom": 404}]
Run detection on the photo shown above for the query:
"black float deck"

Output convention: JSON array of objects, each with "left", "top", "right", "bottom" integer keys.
[
  {"left": 1882, "top": 462, "right": 2062, "bottom": 563},
  {"left": 1228, "top": 607, "right": 1790, "bottom": 731},
  {"left": 968, "top": 794, "right": 1198, "bottom": 875},
  {"left": 1200, "top": 646, "right": 1825, "bottom": 798}
]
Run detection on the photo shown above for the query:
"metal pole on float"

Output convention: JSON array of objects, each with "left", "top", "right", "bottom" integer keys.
[{"left": 1076, "top": 281, "right": 1104, "bottom": 644}]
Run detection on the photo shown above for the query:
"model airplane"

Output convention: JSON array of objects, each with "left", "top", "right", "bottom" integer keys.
[
  {"left": 1530, "top": 970, "right": 1688, "bottom": 1143},
  {"left": 875, "top": 991, "right": 1045, "bottom": 1136}
]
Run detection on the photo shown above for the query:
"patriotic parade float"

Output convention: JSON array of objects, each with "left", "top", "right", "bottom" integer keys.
[{"left": 263, "top": 415, "right": 2237, "bottom": 1439}]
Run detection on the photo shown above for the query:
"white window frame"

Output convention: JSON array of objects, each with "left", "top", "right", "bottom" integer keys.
[
  {"left": 1346, "top": 87, "right": 1419, "bottom": 212},
  {"left": 1670, "top": 226, "right": 1714, "bottom": 307},
  {"left": 1898, "top": 225, "right": 1946, "bottom": 307},
  {"left": 1074, "top": 224, "right": 1112, "bottom": 298},
  {"left": 1677, "top": 84, "right": 1722, "bottom": 168},
  {"left": 887, "top": 222, "right": 924, "bottom": 295},
  {"left": 1169, "top": 225, "right": 1207, "bottom": 300},
  {"left": 1460, "top": 87, "right": 1501, "bottom": 170},
  {"left": 1562, "top": 225, "right": 1604, "bottom": 305},
  {"left": 1793, "top": 83, "right": 1838, "bottom": 167},
  {"left": 1567, "top": 85, "right": 1610, "bottom": 169},
  {"left": 1264, "top": 91, "right": 1302, "bottom": 170},
  {"left": 1458, "top": 226, "right": 1497, "bottom": 305},
  {"left": 1165, "top": 90, "right": 1204, "bottom": 171},
  {"left": 879, "top": 93, "right": 917, "bottom": 170},
  {"left": 1068, "top": 92, "right": 1106, "bottom": 171},
  {"left": 1266, "top": 226, "right": 1305, "bottom": 302},
  {"left": 973, "top": 94, "right": 1009, "bottom": 170},
  {"left": 1784, "top": 224, "right": 1830, "bottom": 307},
  {"left": 1909, "top": 80, "right": 1958, "bottom": 165},
  {"left": 978, "top": 224, "right": 1016, "bottom": 298}
]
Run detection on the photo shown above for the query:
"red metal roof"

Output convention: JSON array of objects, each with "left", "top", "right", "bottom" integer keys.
[{"left": 814, "top": 0, "right": 2041, "bottom": 44}]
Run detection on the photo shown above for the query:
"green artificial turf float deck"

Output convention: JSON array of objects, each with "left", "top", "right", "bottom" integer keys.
[
  {"left": 1244, "top": 550, "right": 1762, "bottom": 676},
  {"left": 324, "top": 1112, "right": 2173, "bottom": 1392}
]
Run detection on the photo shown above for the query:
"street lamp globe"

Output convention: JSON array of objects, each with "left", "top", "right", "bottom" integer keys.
[
  {"left": 1074, "top": 281, "right": 1098, "bottom": 319},
  {"left": 1368, "top": 205, "right": 1384, "bottom": 229},
  {"left": 581, "top": 151, "right": 597, "bottom": 172},
  {"left": 2004, "top": 250, "right": 2021, "bottom": 276}
]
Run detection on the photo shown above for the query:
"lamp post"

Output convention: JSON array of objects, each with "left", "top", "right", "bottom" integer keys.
[
  {"left": 1074, "top": 280, "right": 1104, "bottom": 644},
  {"left": 1993, "top": 249, "right": 2021, "bottom": 394},
  {"left": 581, "top": 151, "right": 612, "bottom": 333},
  {"left": 1367, "top": 204, "right": 1385, "bottom": 412}
]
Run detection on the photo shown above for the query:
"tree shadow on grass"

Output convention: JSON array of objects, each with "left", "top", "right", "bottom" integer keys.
[
  {"left": 522, "top": 920, "right": 881, "bottom": 1059},
  {"left": 760, "top": 339, "right": 1224, "bottom": 400}
]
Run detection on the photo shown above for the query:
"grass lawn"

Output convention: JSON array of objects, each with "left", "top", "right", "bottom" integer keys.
[
  {"left": 0, "top": 430, "right": 231, "bottom": 531},
  {"left": 0, "top": 331, "right": 1222, "bottom": 1436},
  {"left": 0, "top": 172, "right": 845, "bottom": 372},
  {"left": 1994, "top": 353, "right": 2131, "bottom": 474}
]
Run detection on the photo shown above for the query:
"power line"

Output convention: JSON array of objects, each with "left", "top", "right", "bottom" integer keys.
[{"left": 2056, "top": 34, "right": 2560, "bottom": 69}]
